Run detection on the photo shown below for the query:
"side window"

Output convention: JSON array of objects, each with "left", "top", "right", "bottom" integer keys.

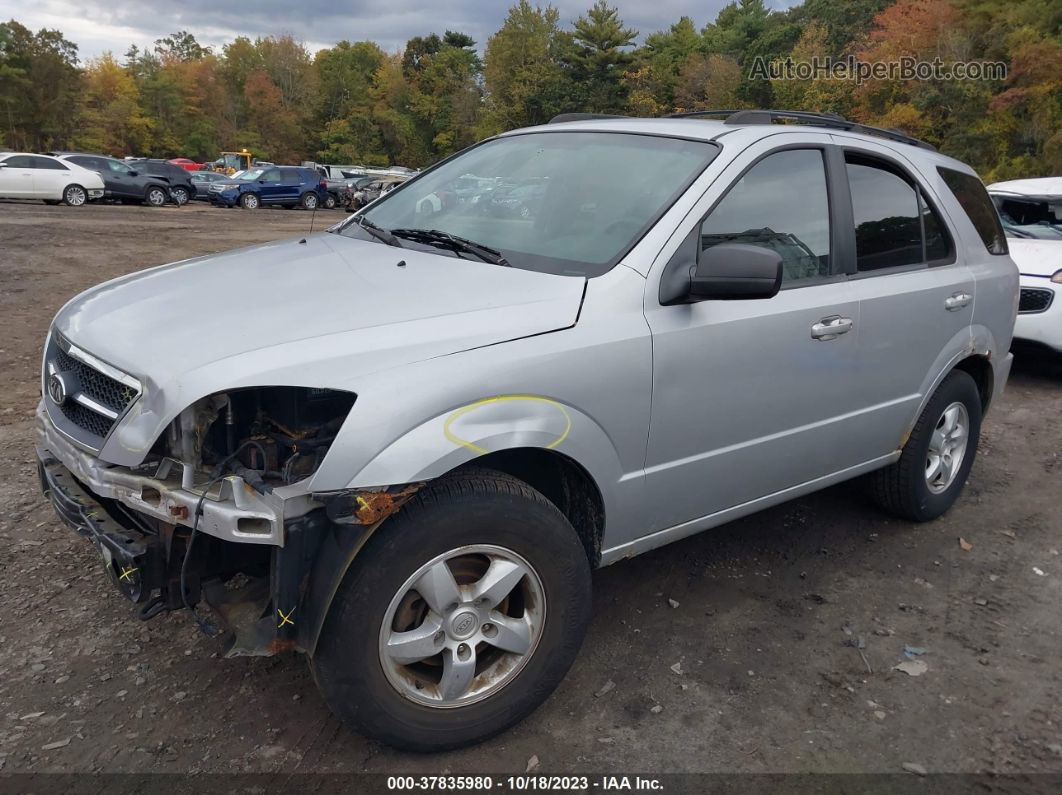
[
  {"left": 107, "top": 160, "right": 131, "bottom": 174},
  {"left": 69, "top": 156, "right": 97, "bottom": 170},
  {"left": 700, "top": 149, "right": 831, "bottom": 283},
  {"left": 938, "top": 167, "right": 1008, "bottom": 254},
  {"left": 33, "top": 156, "right": 67, "bottom": 170},
  {"left": 846, "top": 155, "right": 922, "bottom": 271},
  {"left": 260, "top": 169, "right": 282, "bottom": 183},
  {"left": 4, "top": 155, "right": 34, "bottom": 168},
  {"left": 281, "top": 169, "right": 302, "bottom": 184}
]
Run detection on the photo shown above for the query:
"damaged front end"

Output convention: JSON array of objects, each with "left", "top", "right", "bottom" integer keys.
[{"left": 36, "top": 384, "right": 421, "bottom": 657}]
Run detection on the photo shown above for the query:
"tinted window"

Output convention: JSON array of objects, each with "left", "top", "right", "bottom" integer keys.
[
  {"left": 281, "top": 169, "right": 302, "bottom": 184},
  {"left": 938, "top": 167, "right": 1007, "bottom": 254},
  {"left": 3, "top": 155, "right": 34, "bottom": 168},
  {"left": 699, "top": 149, "right": 831, "bottom": 282},
  {"left": 261, "top": 169, "right": 282, "bottom": 183},
  {"left": 846, "top": 156, "right": 921, "bottom": 271},
  {"left": 33, "top": 156, "right": 67, "bottom": 170},
  {"left": 68, "top": 156, "right": 99, "bottom": 170}
]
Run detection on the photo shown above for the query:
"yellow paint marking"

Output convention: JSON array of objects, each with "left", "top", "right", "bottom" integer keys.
[
  {"left": 277, "top": 607, "right": 295, "bottom": 628},
  {"left": 442, "top": 395, "right": 572, "bottom": 454},
  {"left": 118, "top": 566, "right": 137, "bottom": 582}
]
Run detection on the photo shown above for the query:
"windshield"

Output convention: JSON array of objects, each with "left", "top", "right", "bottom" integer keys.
[
  {"left": 237, "top": 168, "right": 266, "bottom": 182},
  {"left": 992, "top": 195, "right": 1062, "bottom": 240},
  {"left": 339, "top": 131, "right": 718, "bottom": 276}
]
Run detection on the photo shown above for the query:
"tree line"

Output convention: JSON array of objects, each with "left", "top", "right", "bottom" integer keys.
[{"left": 0, "top": 0, "right": 1058, "bottom": 181}]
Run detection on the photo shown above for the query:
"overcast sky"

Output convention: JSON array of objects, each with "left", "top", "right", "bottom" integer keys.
[{"left": 3, "top": 0, "right": 799, "bottom": 61}]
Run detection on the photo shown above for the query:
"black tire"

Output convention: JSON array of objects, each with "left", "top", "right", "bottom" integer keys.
[
  {"left": 870, "top": 369, "right": 982, "bottom": 522},
  {"left": 62, "top": 184, "right": 87, "bottom": 206},
  {"left": 300, "top": 191, "right": 319, "bottom": 210},
  {"left": 144, "top": 186, "right": 167, "bottom": 207},
  {"left": 312, "top": 468, "right": 592, "bottom": 752},
  {"left": 240, "top": 192, "right": 259, "bottom": 210},
  {"left": 324, "top": 192, "right": 337, "bottom": 210},
  {"left": 170, "top": 186, "right": 190, "bottom": 205}
]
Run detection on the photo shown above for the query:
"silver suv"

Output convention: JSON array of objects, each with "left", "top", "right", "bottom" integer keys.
[{"left": 35, "top": 110, "right": 1018, "bottom": 751}]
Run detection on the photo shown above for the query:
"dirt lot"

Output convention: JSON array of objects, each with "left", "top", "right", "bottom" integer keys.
[{"left": 1, "top": 201, "right": 1060, "bottom": 778}]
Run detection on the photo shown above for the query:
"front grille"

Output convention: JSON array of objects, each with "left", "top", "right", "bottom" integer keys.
[
  {"left": 1019, "top": 287, "right": 1054, "bottom": 314},
  {"left": 44, "top": 332, "right": 140, "bottom": 450}
]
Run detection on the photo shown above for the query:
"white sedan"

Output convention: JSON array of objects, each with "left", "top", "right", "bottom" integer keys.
[{"left": 0, "top": 152, "right": 105, "bottom": 206}]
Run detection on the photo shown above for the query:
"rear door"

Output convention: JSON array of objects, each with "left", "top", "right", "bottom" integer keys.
[
  {"left": 31, "top": 155, "right": 70, "bottom": 199},
  {"left": 0, "top": 155, "right": 37, "bottom": 198},
  {"left": 280, "top": 168, "right": 303, "bottom": 203},
  {"left": 830, "top": 137, "right": 976, "bottom": 455}
]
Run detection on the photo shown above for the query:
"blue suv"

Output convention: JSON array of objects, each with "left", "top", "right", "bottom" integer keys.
[{"left": 209, "top": 166, "right": 329, "bottom": 210}]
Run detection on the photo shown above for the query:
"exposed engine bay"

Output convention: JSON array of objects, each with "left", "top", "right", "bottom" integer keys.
[{"left": 163, "top": 386, "right": 356, "bottom": 492}]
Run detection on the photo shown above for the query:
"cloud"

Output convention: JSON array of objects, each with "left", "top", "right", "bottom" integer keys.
[{"left": 1, "top": 0, "right": 800, "bottom": 61}]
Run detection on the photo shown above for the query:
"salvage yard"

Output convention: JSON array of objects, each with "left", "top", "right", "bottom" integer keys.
[{"left": 0, "top": 201, "right": 1060, "bottom": 776}]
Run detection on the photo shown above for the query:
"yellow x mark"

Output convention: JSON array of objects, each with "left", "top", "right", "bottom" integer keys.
[
  {"left": 118, "top": 566, "right": 137, "bottom": 582},
  {"left": 277, "top": 607, "right": 295, "bottom": 628}
]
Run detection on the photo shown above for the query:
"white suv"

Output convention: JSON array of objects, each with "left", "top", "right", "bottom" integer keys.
[{"left": 0, "top": 152, "right": 105, "bottom": 205}]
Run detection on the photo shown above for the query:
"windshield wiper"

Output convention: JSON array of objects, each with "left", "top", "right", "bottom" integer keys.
[
  {"left": 351, "top": 216, "right": 403, "bottom": 248},
  {"left": 388, "top": 228, "right": 510, "bottom": 266}
]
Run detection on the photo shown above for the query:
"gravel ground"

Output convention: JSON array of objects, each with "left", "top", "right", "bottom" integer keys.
[{"left": 0, "top": 201, "right": 1060, "bottom": 778}]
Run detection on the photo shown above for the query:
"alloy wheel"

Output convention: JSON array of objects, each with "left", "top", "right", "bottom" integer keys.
[
  {"left": 378, "top": 544, "right": 545, "bottom": 708},
  {"left": 925, "top": 401, "right": 969, "bottom": 493}
]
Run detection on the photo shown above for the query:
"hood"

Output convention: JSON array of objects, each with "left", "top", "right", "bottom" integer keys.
[
  {"left": 988, "top": 177, "right": 1062, "bottom": 199},
  {"left": 1006, "top": 237, "right": 1062, "bottom": 278},
  {"left": 53, "top": 233, "right": 585, "bottom": 393}
]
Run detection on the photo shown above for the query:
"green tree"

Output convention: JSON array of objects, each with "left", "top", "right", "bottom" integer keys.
[{"left": 563, "top": 2, "right": 637, "bottom": 113}]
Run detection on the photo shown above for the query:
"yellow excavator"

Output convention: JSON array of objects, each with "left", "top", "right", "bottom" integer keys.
[{"left": 210, "top": 149, "right": 255, "bottom": 175}]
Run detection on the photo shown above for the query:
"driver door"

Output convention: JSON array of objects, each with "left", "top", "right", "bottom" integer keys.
[
  {"left": 642, "top": 141, "right": 866, "bottom": 533},
  {"left": 0, "top": 155, "right": 36, "bottom": 198}
]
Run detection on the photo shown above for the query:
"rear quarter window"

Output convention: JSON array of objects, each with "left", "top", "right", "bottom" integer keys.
[{"left": 938, "top": 167, "right": 1008, "bottom": 255}]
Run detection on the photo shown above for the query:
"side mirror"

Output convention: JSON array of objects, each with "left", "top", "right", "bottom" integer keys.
[
  {"left": 688, "top": 243, "right": 783, "bottom": 300},
  {"left": 0, "top": 162, "right": 7, "bottom": 168},
  {"left": 127, "top": 170, "right": 138, "bottom": 176}
]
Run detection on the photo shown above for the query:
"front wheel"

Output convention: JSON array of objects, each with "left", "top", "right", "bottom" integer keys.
[
  {"left": 170, "top": 186, "right": 190, "bottom": 205},
  {"left": 300, "top": 191, "right": 319, "bottom": 210},
  {"left": 240, "top": 192, "right": 260, "bottom": 210},
  {"left": 869, "top": 369, "right": 982, "bottom": 522},
  {"left": 144, "top": 186, "right": 167, "bottom": 207},
  {"left": 312, "top": 469, "right": 592, "bottom": 752},
  {"left": 62, "top": 184, "right": 87, "bottom": 206},
  {"left": 323, "top": 192, "right": 337, "bottom": 209}
]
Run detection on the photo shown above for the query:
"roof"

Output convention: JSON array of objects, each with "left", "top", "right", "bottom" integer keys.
[
  {"left": 509, "top": 111, "right": 962, "bottom": 167},
  {"left": 987, "top": 177, "right": 1062, "bottom": 199}
]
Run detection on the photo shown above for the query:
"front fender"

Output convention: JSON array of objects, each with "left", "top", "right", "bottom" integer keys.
[{"left": 347, "top": 395, "right": 623, "bottom": 496}]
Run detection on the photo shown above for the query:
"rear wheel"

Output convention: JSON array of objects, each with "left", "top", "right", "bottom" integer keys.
[
  {"left": 870, "top": 369, "right": 982, "bottom": 522},
  {"left": 144, "top": 186, "right": 167, "bottom": 207},
  {"left": 240, "top": 192, "right": 259, "bottom": 210},
  {"left": 170, "top": 186, "right": 190, "bottom": 205},
  {"left": 323, "top": 192, "right": 337, "bottom": 209},
  {"left": 300, "top": 191, "right": 319, "bottom": 210},
  {"left": 312, "top": 469, "right": 592, "bottom": 752},
  {"left": 62, "top": 184, "right": 87, "bottom": 206}
]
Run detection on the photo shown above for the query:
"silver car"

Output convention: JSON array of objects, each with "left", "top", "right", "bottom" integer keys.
[{"left": 35, "top": 110, "right": 1018, "bottom": 751}]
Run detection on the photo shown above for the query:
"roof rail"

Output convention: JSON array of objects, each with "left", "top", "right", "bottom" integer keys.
[
  {"left": 548, "top": 113, "right": 630, "bottom": 124},
  {"left": 668, "top": 108, "right": 936, "bottom": 151}
]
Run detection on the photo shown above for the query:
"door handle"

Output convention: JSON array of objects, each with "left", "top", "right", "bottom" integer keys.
[
  {"left": 810, "top": 315, "right": 853, "bottom": 341},
  {"left": 944, "top": 292, "right": 972, "bottom": 311}
]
